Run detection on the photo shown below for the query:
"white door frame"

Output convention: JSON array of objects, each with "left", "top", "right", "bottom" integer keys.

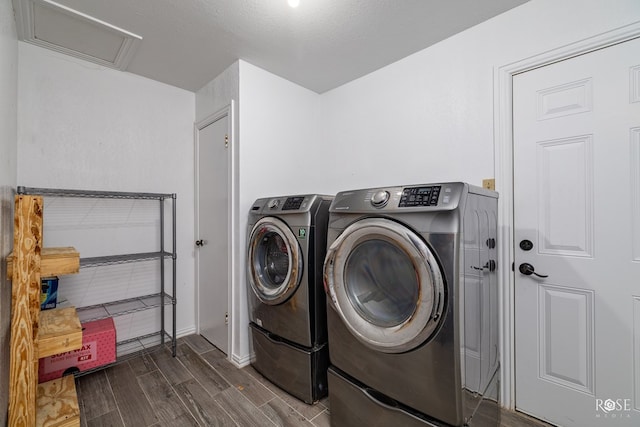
[
  {"left": 494, "top": 22, "right": 640, "bottom": 409},
  {"left": 194, "top": 101, "right": 236, "bottom": 360}
]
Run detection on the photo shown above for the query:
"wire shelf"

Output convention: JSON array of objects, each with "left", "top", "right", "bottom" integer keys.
[
  {"left": 17, "top": 186, "right": 175, "bottom": 200},
  {"left": 20, "top": 186, "right": 178, "bottom": 369},
  {"left": 80, "top": 252, "right": 174, "bottom": 268},
  {"left": 77, "top": 293, "right": 173, "bottom": 322}
]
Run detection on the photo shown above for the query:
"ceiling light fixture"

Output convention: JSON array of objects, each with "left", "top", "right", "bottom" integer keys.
[{"left": 288, "top": 0, "right": 300, "bottom": 8}]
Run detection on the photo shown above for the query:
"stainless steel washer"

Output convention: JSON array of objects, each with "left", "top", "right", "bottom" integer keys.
[
  {"left": 323, "top": 182, "right": 499, "bottom": 426},
  {"left": 247, "top": 194, "right": 332, "bottom": 403}
]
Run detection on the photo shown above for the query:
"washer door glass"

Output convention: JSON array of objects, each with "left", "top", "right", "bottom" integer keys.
[
  {"left": 248, "top": 217, "right": 303, "bottom": 305},
  {"left": 324, "top": 218, "right": 445, "bottom": 353}
]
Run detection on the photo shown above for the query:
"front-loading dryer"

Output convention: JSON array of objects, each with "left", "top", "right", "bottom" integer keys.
[
  {"left": 247, "top": 194, "right": 332, "bottom": 403},
  {"left": 324, "top": 182, "right": 499, "bottom": 426}
]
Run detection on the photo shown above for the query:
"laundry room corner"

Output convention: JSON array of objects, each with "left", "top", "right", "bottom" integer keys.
[
  {"left": 4, "top": 0, "right": 640, "bottom": 425},
  {"left": 233, "top": 60, "right": 325, "bottom": 364},
  {"left": 15, "top": 42, "right": 197, "bottom": 342},
  {"left": 195, "top": 59, "right": 325, "bottom": 366}
]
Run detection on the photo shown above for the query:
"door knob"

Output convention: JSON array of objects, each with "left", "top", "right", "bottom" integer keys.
[
  {"left": 518, "top": 263, "right": 548, "bottom": 278},
  {"left": 485, "top": 260, "right": 496, "bottom": 272},
  {"left": 195, "top": 239, "right": 204, "bottom": 246},
  {"left": 519, "top": 239, "right": 534, "bottom": 251},
  {"left": 471, "top": 260, "right": 496, "bottom": 272}
]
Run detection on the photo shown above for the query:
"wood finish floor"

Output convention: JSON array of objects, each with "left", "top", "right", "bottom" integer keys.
[{"left": 76, "top": 334, "right": 555, "bottom": 427}]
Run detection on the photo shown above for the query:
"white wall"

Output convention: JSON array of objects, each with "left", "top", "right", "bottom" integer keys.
[
  {"left": 239, "top": 61, "right": 323, "bottom": 200},
  {"left": 319, "top": 0, "right": 640, "bottom": 193},
  {"left": 196, "top": 61, "right": 239, "bottom": 124},
  {"left": 0, "top": 0, "right": 17, "bottom": 189},
  {"left": 17, "top": 43, "right": 196, "bottom": 337},
  {"left": 235, "top": 60, "right": 321, "bottom": 359},
  {"left": 0, "top": 0, "right": 17, "bottom": 422}
]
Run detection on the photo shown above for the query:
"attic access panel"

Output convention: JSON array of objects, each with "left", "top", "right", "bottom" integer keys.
[{"left": 13, "top": 0, "right": 141, "bottom": 70}]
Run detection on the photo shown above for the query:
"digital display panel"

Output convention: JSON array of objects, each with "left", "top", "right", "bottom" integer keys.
[
  {"left": 282, "top": 197, "right": 305, "bottom": 210},
  {"left": 398, "top": 186, "right": 441, "bottom": 207}
]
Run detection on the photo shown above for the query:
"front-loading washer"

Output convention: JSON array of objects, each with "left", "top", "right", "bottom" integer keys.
[
  {"left": 323, "top": 182, "right": 499, "bottom": 426},
  {"left": 247, "top": 194, "right": 332, "bottom": 403}
]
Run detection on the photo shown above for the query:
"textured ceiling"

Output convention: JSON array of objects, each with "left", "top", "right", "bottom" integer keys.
[{"left": 29, "top": 0, "right": 528, "bottom": 93}]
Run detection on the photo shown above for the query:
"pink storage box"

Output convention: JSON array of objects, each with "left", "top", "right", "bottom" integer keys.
[{"left": 39, "top": 317, "right": 116, "bottom": 383}]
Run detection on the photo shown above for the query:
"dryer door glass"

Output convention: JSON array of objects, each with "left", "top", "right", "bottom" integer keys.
[
  {"left": 262, "top": 233, "right": 289, "bottom": 285},
  {"left": 248, "top": 217, "right": 303, "bottom": 305},
  {"left": 345, "top": 239, "right": 419, "bottom": 327},
  {"left": 324, "top": 218, "right": 445, "bottom": 353}
]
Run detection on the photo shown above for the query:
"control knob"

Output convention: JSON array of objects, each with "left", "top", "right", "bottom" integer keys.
[
  {"left": 268, "top": 199, "right": 280, "bottom": 209},
  {"left": 371, "top": 190, "right": 390, "bottom": 208}
]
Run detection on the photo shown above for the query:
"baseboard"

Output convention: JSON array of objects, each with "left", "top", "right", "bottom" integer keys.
[
  {"left": 230, "top": 351, "right": 252, "bottom": 368},
  {"left": 176, "top": 326, "right": 196, "bottom": 338}
]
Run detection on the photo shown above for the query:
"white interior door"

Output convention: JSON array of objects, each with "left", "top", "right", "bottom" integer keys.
[
  {"left": 196, "top": 112, "right": 230, "bottom": 355},
  {"left": 513, "top": 37, "right": 640, "bottom": 426}
]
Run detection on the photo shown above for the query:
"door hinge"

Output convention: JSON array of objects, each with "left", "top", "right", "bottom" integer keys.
[
  {"left": 224, "top": 134, "right": 229, "bottom": 148},
  {"left": 512, "top": 262, "right": 515, "bottom": 271},
  {"left": 225, "top": 312, "right": 229, "bottom": 325}
]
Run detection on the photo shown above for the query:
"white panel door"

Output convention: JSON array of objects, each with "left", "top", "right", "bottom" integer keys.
[
  {"left": 196, "top": 113, "right": 229, "bottom": 355},
  {"left": 514, "top": 37, "right": 640, "bottom": 426}
]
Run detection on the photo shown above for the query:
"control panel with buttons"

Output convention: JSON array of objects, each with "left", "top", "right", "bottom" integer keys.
[
  {"left": 282, "top": 196, "right": 305, "bottom": 210},
  {"left": 399, "top": 186, "right": 441, "bottom": 207}
]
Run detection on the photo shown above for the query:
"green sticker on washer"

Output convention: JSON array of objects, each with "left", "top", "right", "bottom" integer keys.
[{"left": 298, "top": 228, "right": 307, "bottom": 239}]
